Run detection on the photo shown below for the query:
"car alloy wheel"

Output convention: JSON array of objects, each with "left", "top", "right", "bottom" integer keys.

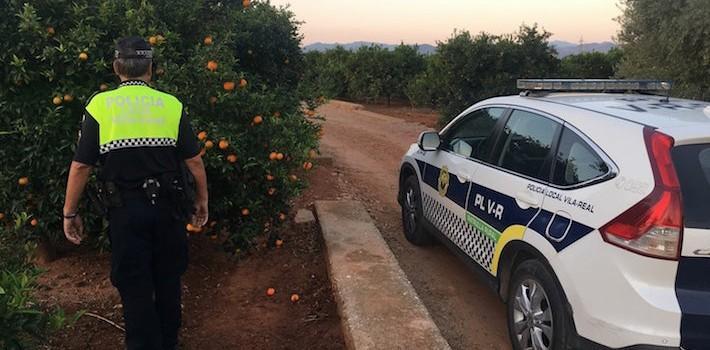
[
  {"left": 512, "top": 279, "right": 554, "bottom": 350},
  {"left": 403, "top": 186, "right": 418, "bottom": 235}
]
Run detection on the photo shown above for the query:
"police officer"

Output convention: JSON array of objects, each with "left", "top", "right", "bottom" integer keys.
[{"left": 62, "top": 36, "right": 208, "bottom": 350}]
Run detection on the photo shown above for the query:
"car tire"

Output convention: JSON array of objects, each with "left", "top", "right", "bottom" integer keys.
[
  {"left": 401, "top": 175, "right": 433, "bottom": 246},
  {"left": 507, "top": 259, "right": 575, "bottom": 350}
]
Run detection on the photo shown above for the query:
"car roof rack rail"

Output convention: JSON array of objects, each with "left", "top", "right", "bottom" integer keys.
[{"left": 517, "top": 79, "right": 672, "bottom": 100}]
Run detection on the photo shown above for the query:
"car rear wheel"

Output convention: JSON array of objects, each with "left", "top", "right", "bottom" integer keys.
[
  {"left": 507, "top": 259, "right": 574, "bottom": 350},
  {"left": 401, "top": 175, "right": 433, "bottom": 246}
]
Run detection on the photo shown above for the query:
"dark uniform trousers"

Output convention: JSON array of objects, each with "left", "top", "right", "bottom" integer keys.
[{"left": 109, "top": 195, "right": 188, "bottom": 350}]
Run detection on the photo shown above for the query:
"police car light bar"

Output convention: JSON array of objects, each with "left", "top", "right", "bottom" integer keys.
[{"left": 517, "top": 79, "right": 672, "bottom": 92}]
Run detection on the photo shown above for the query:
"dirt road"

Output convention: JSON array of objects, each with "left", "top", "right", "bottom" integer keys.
[{"left": 318, "top": 101, "right": 511, "bottom": 350}]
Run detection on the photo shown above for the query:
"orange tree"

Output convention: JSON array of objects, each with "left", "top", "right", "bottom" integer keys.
[{"left": 0, "top": 0, "right": 320, "bottom": 253}]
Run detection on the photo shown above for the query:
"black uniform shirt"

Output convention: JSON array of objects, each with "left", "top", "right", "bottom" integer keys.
[{"left": 73, "top": 80, "right": 200, "bottom": 188}]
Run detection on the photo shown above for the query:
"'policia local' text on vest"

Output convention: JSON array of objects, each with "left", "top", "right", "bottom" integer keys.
[{"left": 85, "top": 84, "right": 182, "bottom": 154}]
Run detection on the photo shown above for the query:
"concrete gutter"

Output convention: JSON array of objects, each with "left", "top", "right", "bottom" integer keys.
[{"left": 315, "top": 200, "right": 451, "bottom": 350}]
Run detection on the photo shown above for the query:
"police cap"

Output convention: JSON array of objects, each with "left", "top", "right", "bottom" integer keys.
[{"left": 115, "top": 36, "right": 153, "bottom": 59}]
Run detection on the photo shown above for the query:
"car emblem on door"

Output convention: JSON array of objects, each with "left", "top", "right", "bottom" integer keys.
[
  {"left": 693, "top": 249, "right": 710, "bottom": 256},
  {"left": 438, "top": 166, "right": 450, "bottom": 197}
]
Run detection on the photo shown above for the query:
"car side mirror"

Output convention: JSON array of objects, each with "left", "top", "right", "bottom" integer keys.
[{"left": 418, "top": 131, "right": 441, "bottom": 151}]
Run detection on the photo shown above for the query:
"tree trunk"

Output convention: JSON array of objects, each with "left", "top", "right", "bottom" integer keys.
[{"left": 33, "top": 235, "right": 57, "bottom": 265}]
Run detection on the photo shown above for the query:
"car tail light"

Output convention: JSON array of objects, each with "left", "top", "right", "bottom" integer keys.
[{"left": 600, "top": 128, "right": 683, "bottom": 260}]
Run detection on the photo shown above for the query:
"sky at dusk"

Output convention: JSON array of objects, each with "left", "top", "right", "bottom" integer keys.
[{"left": 269, "top": 0, "right": 623, "bottom": 45}]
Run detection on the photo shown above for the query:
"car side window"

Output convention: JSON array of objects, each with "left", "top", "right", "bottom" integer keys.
[
  {"left": 442, "top": 107, "right": 506, "bottom": 161},
  {"left": 552, "top": 127, "right": 609, "bottom": 186},
  {"left": 496, "top": 110, "right": 561, "bottom": 181}
]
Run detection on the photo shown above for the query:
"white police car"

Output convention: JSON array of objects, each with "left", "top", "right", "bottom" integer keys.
[{"left": 397, "top": 80, "right": 710, "bottom": 350}]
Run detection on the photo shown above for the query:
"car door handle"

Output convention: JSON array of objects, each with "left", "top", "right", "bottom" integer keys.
[
  {"left": 515, "top": 191, "right": 539, "bottom": 210},
  {"left": 458, "top": 172, "right": 475, "bottom": 183}
]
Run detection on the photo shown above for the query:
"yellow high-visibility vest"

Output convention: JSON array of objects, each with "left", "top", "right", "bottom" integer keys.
[{"left": 85, "top": 83, "right": 182, "bottom": 154}]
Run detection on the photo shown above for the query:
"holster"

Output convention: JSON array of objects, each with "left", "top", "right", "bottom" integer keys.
[
  {"left": 161, "top": 163, "right": 196, "bottom": 221},
  {"left": 87, "top": 180, "right": 123, "bottom": 217}
]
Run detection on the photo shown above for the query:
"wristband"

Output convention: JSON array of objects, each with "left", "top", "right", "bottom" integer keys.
[{"left": 63, "top": 213, "right": 78, "bottom": 219}]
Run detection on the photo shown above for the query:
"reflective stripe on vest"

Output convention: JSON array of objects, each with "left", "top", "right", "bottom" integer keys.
[{"left": 85, "top": 85, "right": 182, "bottom": 154}]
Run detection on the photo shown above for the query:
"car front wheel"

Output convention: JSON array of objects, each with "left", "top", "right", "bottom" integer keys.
[{"left": 401, "top": 175, "right": 432, "bottom": 246}]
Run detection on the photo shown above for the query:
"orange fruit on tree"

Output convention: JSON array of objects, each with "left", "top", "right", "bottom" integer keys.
[
  {"left": 46, "top": 26, "right": 55, "bottom": 35},
  {"left": 204, "top": 140, "right": 214, "bottom": 149},
  {"left": 289, "top": 174, "right": 298, "bottom": 182},
  {"left": 252, "top": 115, "right": 263, "bottom": 125},
  {"left": 278, "top": 212, "right": 287, "bottom": 221},
  {"left": 218, "top": 139, "right": 229, "bottom": 150},
  {"left": 239, "top": 78, "right": 248, "bottom": 88},
  {"left": 52, "top": 96, "right": 63, "bottom": 105},
  {"left": 99, "top": 83, "right": 109, "bottom": 91},
  {"left": 303, "top": 162, "right": 313, "bottom": 171},
  {"left": 186, "top": 223, "right": 202, "bottom": 233},
  {"left": 78, "top": 52, "right": 88, "bottom": 61},
  {"left": 0, "top": 212, "right": 5, "bottom": 220},
  {"left": 223, "top": 81, "right": 235, "bottom": 91},
  {"left": 204, "top": 35, "right": 213, "bottom": 45},
  {"left": 198, "top": 131, "right": 208, "bottom": 141},
  {"left": 266, "top": 174, "right": 275, "bottom": 181},
  {"left": 276, "top": 153, "right": 284, "bottom": 161},
  {"left": 308, "top": 149, "right": 317, "bottom": 158},
  {"left": 227, "top": 154, "right": 238, "bottom": 163},
  {"left": 18, "top": 177, "right": 29, "bottom": 186},
  {"left": 63, "top": 94, "right": 74, "bottom": 102},
  {"left": 241, "top": 208, "right": 250, "bottom": 216},
  {"left": 206, "top": 60, "right": 218, "bottom": 72},
  {"left": 243, "top": 0, "right": 251, "bottom": 8},
  {"left": 266, "top": 287, "right": 275, "bottom": 296},
  {"left": 30, "top": 218, "right": 38, "bottom": 227},
  {"left": 269, "top": 152, "right": 278, "bottom": 161},
  {"left": 148, "top": 36, "right": 158, "bottom": 46},
  {"left": 275, "top": 239, "right": 283, "bottom": 247},
  {"left": 290, "top": 294, "right": 300, "bottom": 303}
]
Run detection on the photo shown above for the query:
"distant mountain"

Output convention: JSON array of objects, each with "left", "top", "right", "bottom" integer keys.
[
  {"left": 303, "top": 41, "right": 436, "bottom": 55},
  {"left": 550, "top": 40, "right": 616, "bottom": 58},
  {"left": 303, "top": 40, "right": 615, "bottom": 58}
]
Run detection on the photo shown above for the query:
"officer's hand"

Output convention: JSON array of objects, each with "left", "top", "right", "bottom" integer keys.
[
  {"left": 192, "top": 199, "right": 209, "bottom": 228},
  {"left": 63, "top": 215, "right": 84, "bottom": 245}
]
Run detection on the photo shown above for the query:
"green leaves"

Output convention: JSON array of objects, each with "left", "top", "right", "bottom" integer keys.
[
  {"left": 0, "top": 0, "right": 320, "bottom": 263},
  {"left": 618, "top": 0, "right": 710, "bottom": 100},
  {"left": 302, "top": 25, "right": 561, "bottom": 125}
]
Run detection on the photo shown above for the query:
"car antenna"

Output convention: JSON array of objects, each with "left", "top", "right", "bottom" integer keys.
[{"left": 661, "top": 81, "right": 671, "bottom": 103}]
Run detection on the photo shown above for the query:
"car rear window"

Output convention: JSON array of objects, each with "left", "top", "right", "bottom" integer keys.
[
  {"left": 552, "top": 127, "right": 609, "bottom": 186},
  {"left": 672, "top": 144, "right": 710, "bottom": 229}
]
